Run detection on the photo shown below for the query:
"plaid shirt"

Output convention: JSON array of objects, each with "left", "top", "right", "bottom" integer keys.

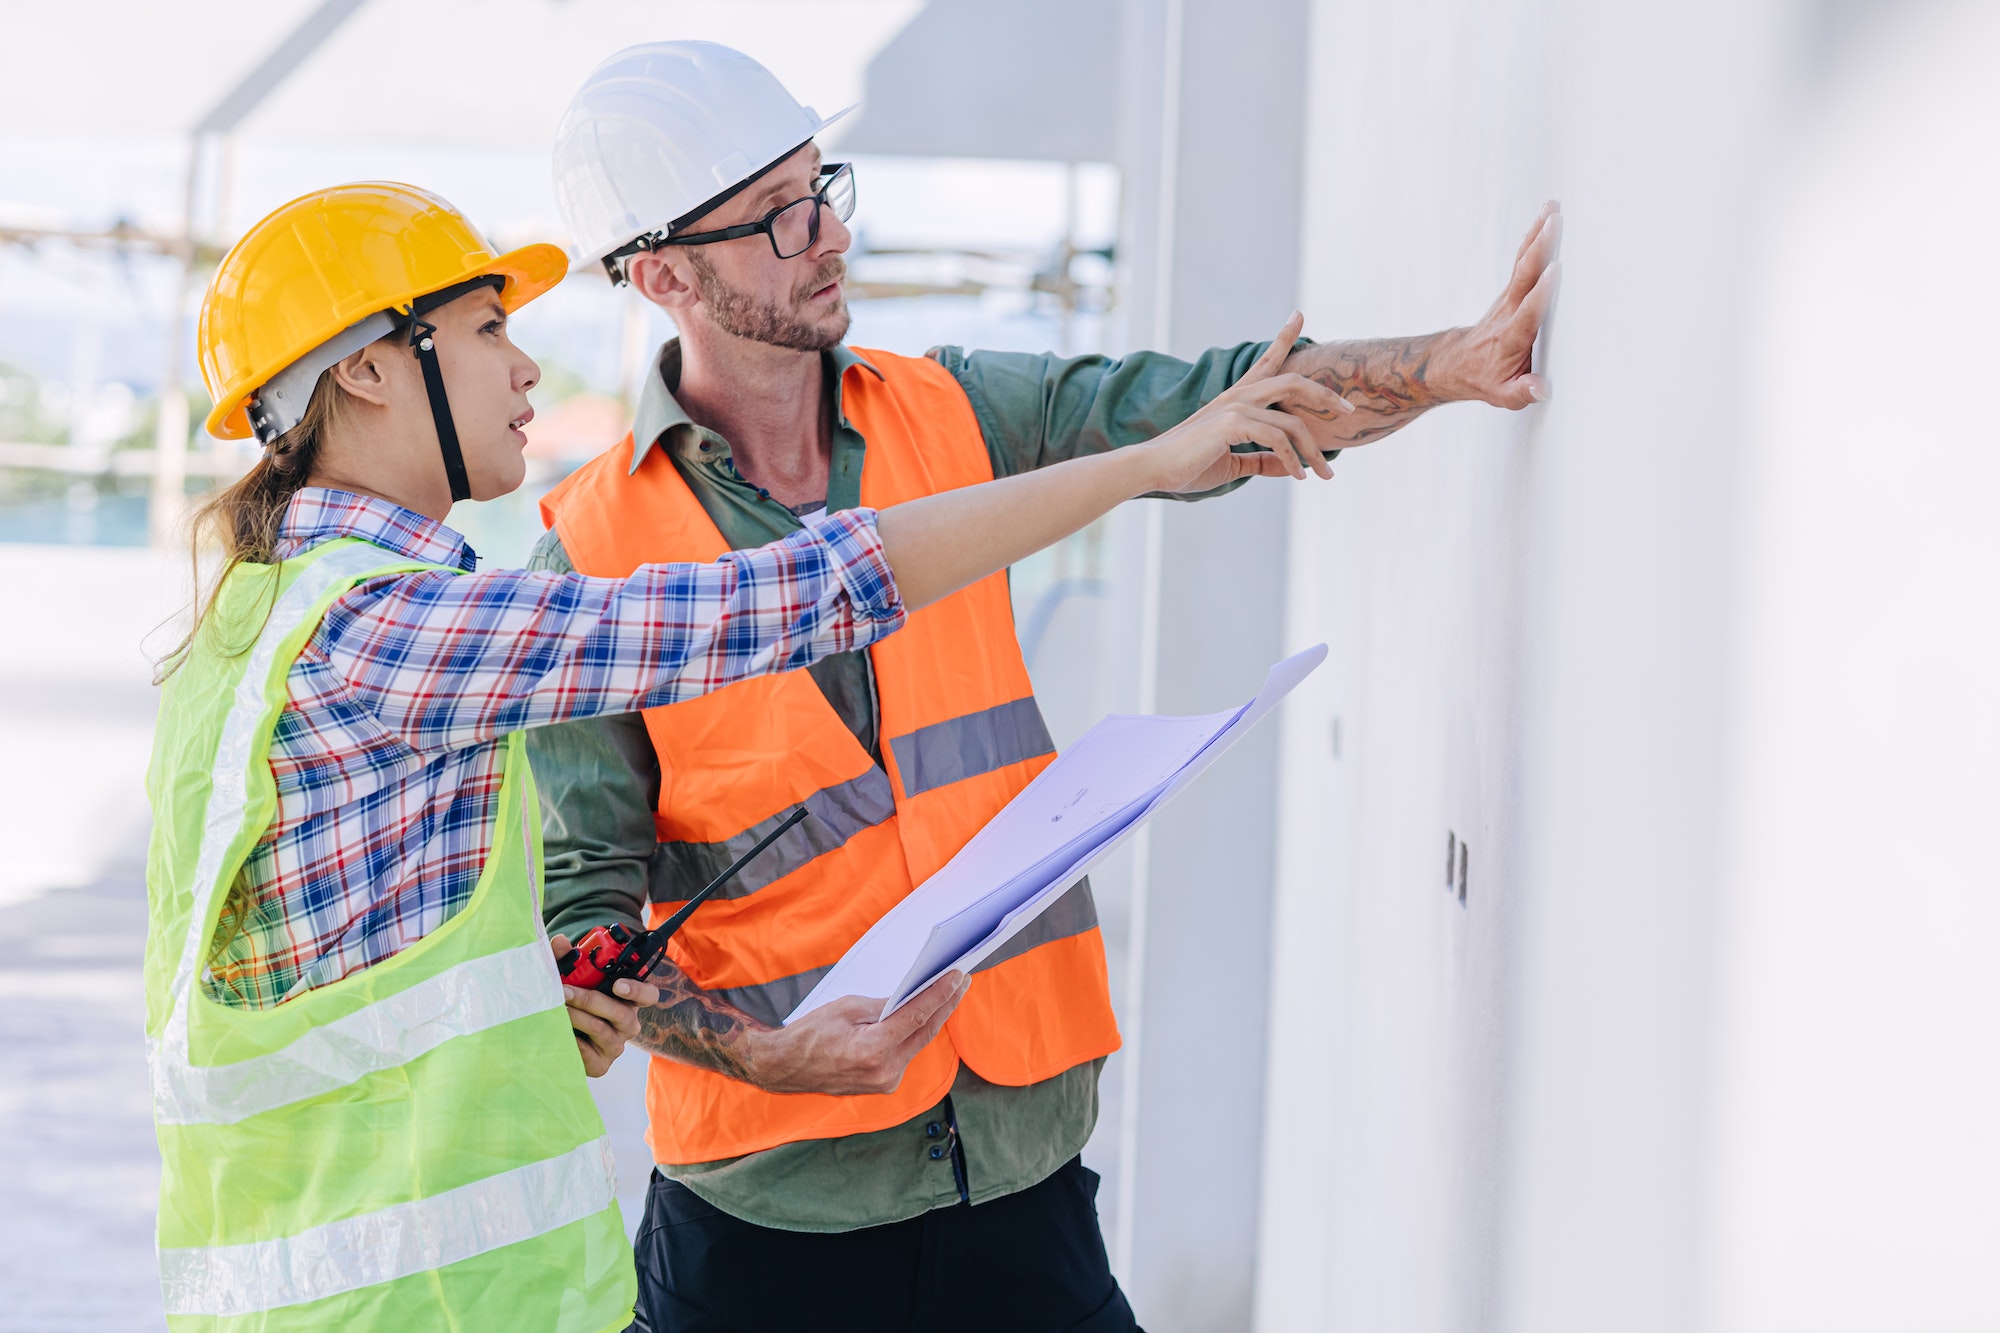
[{"left": 202, "top": 486, "right": 904, "bottom": 1009}]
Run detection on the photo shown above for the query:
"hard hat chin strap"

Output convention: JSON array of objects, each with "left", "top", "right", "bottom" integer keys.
[
  {"left": 404, "top": 315, "right": 473, "bottom": 504},
  {"left": 393, "top": 274, "right": 503, "bottom": 505}
]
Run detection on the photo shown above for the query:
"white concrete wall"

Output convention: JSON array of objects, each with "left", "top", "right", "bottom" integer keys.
[
  {"left": 1255, "top": 0, "right": 2000, "bottom": 1329},
  {"left": 1255, "top": 1, "right": 1568, "bottom": 1318},
  {"left": 1703, "top": 4, "right": 2000, "bottom": 1326}
]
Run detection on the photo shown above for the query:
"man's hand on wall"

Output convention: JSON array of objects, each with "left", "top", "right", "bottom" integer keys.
[
  {"left": 1279, "top": 200, "right": 1563, "bottom": 449},
  {"left": 1441, "top": 200, "right": 1563, "bottom": 410}
]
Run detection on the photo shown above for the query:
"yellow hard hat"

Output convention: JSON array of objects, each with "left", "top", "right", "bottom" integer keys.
[{"left": 198, "top": 181, "right": 569, "bottom": 441}]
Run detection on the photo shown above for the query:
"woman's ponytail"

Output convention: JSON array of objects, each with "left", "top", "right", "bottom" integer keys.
[{"left": 154, "top": 374, "right": 347, "bottom": 681}]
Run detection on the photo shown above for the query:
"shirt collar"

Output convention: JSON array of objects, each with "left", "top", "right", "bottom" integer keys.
[
  {"left": 274, "top": 487, "right": 479, "bottom": 571},
  {"left": 627, "top": 337, "right": 884, "bottom": 476}
]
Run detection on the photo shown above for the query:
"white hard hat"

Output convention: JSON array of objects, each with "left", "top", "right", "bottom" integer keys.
[{"left": 553, "top": 41, "right": 855, "bottom": 276}]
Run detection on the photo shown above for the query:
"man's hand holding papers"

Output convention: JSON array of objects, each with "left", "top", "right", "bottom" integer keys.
[
  {"left": 749, "top": 971, "right": 969, "bottom": 1096},
  {"left": 629, "top": 963, "right": 969, "bottom": 1097},
  {"left": 788, "top": 645, "right": 1329, "bottom": 1025}
]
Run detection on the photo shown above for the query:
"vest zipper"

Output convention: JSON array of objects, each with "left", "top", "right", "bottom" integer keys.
[
  {"left": 863, "top": 655, "right": 884, "bottom": 766},
  {"left": 943, "top": 1094, "right": 969, "bottom": 1205}
]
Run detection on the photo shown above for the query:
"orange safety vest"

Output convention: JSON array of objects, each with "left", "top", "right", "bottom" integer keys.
[{"left": 540, "top": 348, "right": 1122, "bottom": 1163}]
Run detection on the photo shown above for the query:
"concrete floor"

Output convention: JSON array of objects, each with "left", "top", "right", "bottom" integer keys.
[{"left": 0, "top": 856, "right": 163, "bottom": 1330}]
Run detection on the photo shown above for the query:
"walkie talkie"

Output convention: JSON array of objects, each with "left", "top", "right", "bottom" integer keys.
[{"left": 556, "top": 806, "right": 809, "bottom": 994}]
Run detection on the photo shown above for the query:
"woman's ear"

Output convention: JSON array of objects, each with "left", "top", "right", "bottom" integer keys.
[
  {"left": 330, "top": 340, "right": 397, "bottom": 407},
  {"left": 629, "top": 250, "right": 700, "bottom": 311}
]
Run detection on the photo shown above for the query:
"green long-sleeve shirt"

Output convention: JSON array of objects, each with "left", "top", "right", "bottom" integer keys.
[{"left": 527, "top": 336, "right": 1283, "bottom": 1232}]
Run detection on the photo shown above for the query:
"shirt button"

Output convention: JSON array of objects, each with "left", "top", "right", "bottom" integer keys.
[
  {"left": 928, "top": 1145, "right": 947, "bottom": 1161},
  {"left": 924, "top": 1122, "right": 942, "bottom": 1139}
]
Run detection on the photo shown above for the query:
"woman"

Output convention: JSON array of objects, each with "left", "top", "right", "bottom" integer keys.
[{"left": 143, "top": 181, "right": 1341, "bottom": 1332}]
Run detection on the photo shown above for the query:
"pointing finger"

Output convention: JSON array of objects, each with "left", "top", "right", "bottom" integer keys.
[{"left": 1242, "top": 311, "right": 1306, "bottom": 384}]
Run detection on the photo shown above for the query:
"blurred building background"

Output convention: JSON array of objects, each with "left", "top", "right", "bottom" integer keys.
[{"left": 2, "top": 0, "right": 1995, "bottom": 1329}]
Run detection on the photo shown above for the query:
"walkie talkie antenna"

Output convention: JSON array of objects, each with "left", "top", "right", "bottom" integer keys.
[
  {"left": 561, "top": 805, "right": 814, "bottom": 994},
  {"left": 658, "top": 805, "right": 809, "bottom": 941}
]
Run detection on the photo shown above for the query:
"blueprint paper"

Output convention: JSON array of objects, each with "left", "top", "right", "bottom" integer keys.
[{"left": 785, "top": 644, "right": 1327, "bottom": 1024}]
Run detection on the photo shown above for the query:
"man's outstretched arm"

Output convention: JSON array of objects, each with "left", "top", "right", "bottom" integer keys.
[
  {"left": 933, "top": 202, "right": 1561, "bottom": 483},
  {"left": 1282, "top": 201, "right": 1563, "bottom": 448}
]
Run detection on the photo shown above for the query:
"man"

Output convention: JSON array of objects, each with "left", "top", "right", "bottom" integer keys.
[{"left": 532, "top": 41, "right": 1559, "bottom": 1332}]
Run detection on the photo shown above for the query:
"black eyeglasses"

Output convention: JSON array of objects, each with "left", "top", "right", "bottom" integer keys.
[{"left": 662, "top": 163, "right": 856, "bottom": 261}]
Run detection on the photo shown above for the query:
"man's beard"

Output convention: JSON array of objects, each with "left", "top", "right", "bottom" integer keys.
[{"left": 688, "top": 253, "right": 851, "bottom": 352}]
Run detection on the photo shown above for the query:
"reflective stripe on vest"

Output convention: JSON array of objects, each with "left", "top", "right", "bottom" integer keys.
[
  {"left": 889, "top": 696, "right": 1055, "bottom": 799},
  {"left": 649, "top": 766, "right": 895, "bottom": 905},
  {"left": 152, "top": 939, "right": 562, "bottom": 1126},
  {"left": 142, "top": 538, "right": 632, "bottom": 1330},
  {"left": 158, "top": 1137, "right": 617, "bottom": 1318},
  {"left": 540, "top": 346, "right": 1123, "bottom": 1163}
]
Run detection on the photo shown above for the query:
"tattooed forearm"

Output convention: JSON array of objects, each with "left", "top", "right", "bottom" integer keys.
[
  {"left": 631, "top": 961, "right": 770, "bottom": 1083},
  {"left": 1282, "top": 329, "right": 1467, "bottom": 445}
]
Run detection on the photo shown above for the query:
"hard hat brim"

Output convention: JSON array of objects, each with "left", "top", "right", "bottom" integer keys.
[{"left": 205, "top": 240, "right": 572, "bottom": 441}]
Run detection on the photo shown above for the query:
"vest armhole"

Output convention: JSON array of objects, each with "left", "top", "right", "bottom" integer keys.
[{"left": 919, "top": 350, "right": 1013, "bottom": 479}]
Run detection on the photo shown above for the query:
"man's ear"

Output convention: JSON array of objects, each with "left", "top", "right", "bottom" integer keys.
[
  {"left": 629, "top": 250, "right": 701, "bottom": 312},
  {"left": 331, "top": 341, "right": 397, "bottom": 407}
]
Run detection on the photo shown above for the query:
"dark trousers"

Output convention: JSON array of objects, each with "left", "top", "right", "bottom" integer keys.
[{"left": 631, "top": 1157, "right": 1142, "bottom": 1333}]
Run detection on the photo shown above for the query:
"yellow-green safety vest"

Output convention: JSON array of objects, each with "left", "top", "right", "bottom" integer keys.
[{"left": 142, "top": 537, "right": 635, "bottom": 1332}]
